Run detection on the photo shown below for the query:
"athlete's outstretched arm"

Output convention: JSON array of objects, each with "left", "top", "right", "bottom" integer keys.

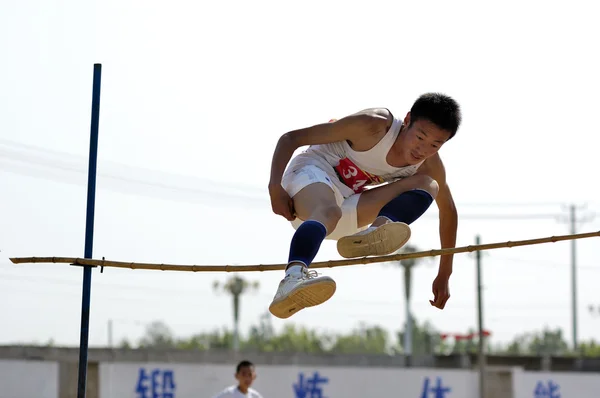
[{"left": 418, "top": 153, "right": 458, "bottom": 309}]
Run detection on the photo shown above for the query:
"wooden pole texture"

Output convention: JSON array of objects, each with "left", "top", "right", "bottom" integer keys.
[{"left": 8, "top": 230, "right": 600, "bottom": 273}]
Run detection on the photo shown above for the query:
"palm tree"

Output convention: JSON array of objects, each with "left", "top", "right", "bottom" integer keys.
[
  {"left": 392, "top": 243, "right": 431, "bottom": 358},
  {"left": 213, "top": 274, "right": 259, "bottom": 352}
]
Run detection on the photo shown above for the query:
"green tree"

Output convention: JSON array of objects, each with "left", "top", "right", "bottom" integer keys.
[
  {"left": 502, "top": 328, "right": 569, "bottom": 356},
  {"left": 331, "top": 323, "right": 389, "bottom": 354},
  {"left": 243, "top": 312, "right": 277, "bottom": 352},
  {"left": 396, "top": 319, "right": 447, "bottom": 355},
  {"left": 579, "top": 340, "right": 600, "bottom": 357},
  {"left": 448, "top": 329, "right": 479, "bottom": 354},
  {"left": 138, "top": 321, "right": 175, "bottom": 348},
  {"left": 118, "top": 338, "right": 132, "bottom": 349},
  {"left": 266, "top": 324, "right": 329, "bottom": 353},
  {"left": 177, "top": 328, "right": 234, "bottom": 350}
]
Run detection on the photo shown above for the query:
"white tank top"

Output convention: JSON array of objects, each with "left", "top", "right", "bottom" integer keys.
[{"left": 286, "top": 114, "right": 424, "bottom": 196}]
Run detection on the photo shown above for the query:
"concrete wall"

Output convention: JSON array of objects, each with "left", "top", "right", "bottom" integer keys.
[
  {"left": 58, "top": 361, "right": 98, "bottom": 398},
  {"left": 1, "top": 345, "right": 599, "bottom": 398},
  {"left": 485, "top": 367, "right": 515, "bottom": 398},
  {"left": 2, "top": 345, "right": 598, "bottom": 371}
]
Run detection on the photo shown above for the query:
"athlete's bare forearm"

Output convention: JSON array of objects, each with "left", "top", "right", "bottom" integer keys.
[
  {"left": 438, "top": 199, "right": 458, "bottom": 277},
  {"left": 436, "top": 179, "right": 458, "bottom": 277},
  {"left": 417, "top": 154, "right": 457, "bottom": 276}
]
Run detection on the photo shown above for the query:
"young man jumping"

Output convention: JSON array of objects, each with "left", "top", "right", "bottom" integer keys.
[{"left": 267, "top": 93, "right": 461, "bottom": 319}]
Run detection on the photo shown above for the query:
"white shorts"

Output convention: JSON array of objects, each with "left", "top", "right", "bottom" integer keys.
[{"left": 281, "top": 164, "right": 367, "bottom": 240}]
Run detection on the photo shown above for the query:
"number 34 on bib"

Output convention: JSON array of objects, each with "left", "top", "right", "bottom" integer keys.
[{"left": 335, "top": 158, "right": 379, "bottom": 194}]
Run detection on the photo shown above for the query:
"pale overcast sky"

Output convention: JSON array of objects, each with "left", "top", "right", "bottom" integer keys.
[{"left": 1, "top": 0, "right": 599, "bottom": 349}]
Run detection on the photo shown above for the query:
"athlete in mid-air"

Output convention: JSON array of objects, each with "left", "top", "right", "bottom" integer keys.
[{"left": 267, "top": 93, "right": 461, "bottom": 319}]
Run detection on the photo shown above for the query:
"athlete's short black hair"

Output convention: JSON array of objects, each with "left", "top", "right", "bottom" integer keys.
[
  {"left": 236, "top": 360, "right": 254, "bottom": 373},
  {"left": 410, "top": 93, "right": 462, "bottom": 139}
]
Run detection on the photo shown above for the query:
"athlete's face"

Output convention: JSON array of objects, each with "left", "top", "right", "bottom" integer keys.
[
  {"left": 399, "top": 113, "right": 452, "bottom": 165},
  {"left": 235, "top": 365, "right": 256, "bottom": 389}
]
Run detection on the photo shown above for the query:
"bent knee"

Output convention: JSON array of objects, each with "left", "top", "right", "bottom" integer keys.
[
  {"left": 311, "top": 204, "right": 342, "bottom": 231},
  {"left": 410, "top": 175, "right": 439, "bottom": 199},
  {"left": 320, "top": 204, "right": 343, "bottom": 224}
]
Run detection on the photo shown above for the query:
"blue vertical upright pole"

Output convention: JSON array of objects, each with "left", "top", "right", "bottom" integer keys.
[{"left": 77, "top": 63, "right": 102, "bottom": 398}]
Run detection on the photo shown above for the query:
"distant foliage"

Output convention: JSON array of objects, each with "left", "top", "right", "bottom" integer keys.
[{"left": 126, "top": 315, "right": 599, "bottom": 358}]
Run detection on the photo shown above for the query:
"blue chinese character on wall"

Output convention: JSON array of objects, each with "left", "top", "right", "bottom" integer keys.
[
  {"left": 135, "top": 367, "right": 176, "bottom": 398},
  {"left": 534, "top": 380, "right": 560, "bottom": 398},
  {"left": 420, "top": 377, "right": 452, "bottom": 398},
  {"left": 293, "top": 371, "right": 329, "bottom": 398}
]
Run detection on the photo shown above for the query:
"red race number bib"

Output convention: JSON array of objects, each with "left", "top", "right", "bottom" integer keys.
[
  {"left": 328, "top": 118, "right": 384, "bottom": 193},
  {"left": 334, "top": 157, "right": 383, "bottom": 193}
]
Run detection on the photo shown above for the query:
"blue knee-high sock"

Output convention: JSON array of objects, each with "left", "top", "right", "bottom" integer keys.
[
  {"left": 378, "top": 189, "right": 434, "bottom": 225},
  {"left": 288, "top": 220, "right": 327, "bottom": 268}
]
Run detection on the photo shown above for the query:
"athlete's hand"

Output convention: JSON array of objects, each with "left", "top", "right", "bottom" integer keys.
[
  {"left": 430, "top": 274, "right": 450, "bottom": 309},
  {"left": 269, "top": 184, "right": 296, "bottom": 221}
]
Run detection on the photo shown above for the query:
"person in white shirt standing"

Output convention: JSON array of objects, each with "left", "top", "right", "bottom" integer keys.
[{"left": 211, "top": 360, "right": 264, "bottom": 398}]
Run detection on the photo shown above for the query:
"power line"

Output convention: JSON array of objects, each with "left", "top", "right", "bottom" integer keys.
[
  {"left": 0, "top": 148, "right": 265, "bottom": 201},
  {"left": 2, "top": 139, "right": 598, "bottom": 212},
  {"left": 488, "top": 255, "right": 600, "bottom": 271},
  {"left": 0, "top": 138, "right": 263, "bottom": 195},
  {"left": 0, "top": 271, "right": 583, "bottom": 311},
  {"left": 3, "top": 147, "right": 596, "bottom": 221}
]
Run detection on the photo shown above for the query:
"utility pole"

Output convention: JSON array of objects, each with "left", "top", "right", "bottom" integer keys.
[
  {"left": 570, "top": 204, "right": 578, "bottom": 352},
  {"left": 402, "top": 250, "right": 416, "bottom": 359},
  {"left": 559, "top": 203, "right": 594, "bottom": 353},
  {"left": 108, "top": 319, "right": 113, "bottom": 348},
  {"left": 476, "top": 234, "right": 486, "bottom": 398},
  {"left": 395, "top": 244, "right": 421, "bottom": 364}
]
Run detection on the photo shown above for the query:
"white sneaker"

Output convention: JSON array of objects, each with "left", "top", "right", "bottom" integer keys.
[
  {"left": 336, "top": 221, "right": 411, "bottom": 259},
  {"left": 268, "top": 267, "right": 336, "bottom": 319}
]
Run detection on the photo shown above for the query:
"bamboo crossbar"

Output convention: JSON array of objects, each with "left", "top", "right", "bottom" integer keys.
[{"left": 8, "top": 230, "right": 600, "bottom": 273}]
